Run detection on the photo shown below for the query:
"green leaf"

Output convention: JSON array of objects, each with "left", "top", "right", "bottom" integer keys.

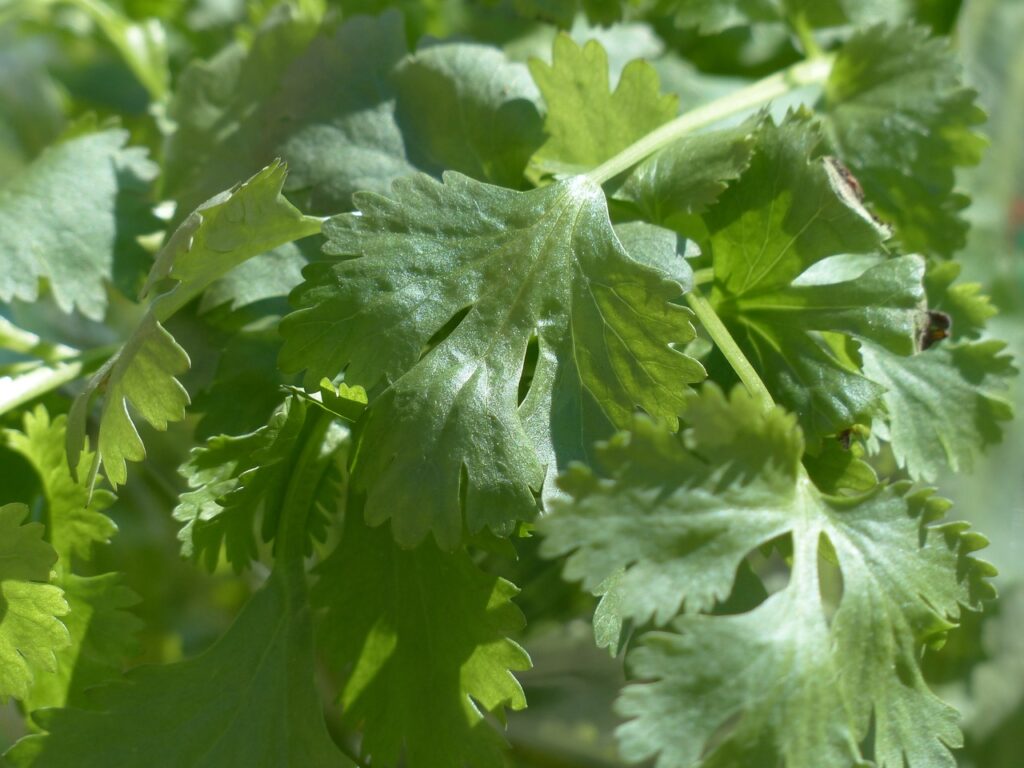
[
  {"left": 174, "top": 396, "right": 317, "bottom": 572},
  {"left": 861, "top": 340, "right": 1016, "bottom": 481},
  {"left": 7, "top": 568, "right": 352, "bottom": 768},
  {"left": 612, "top": 123, "right": 756, "bottom": 227},
  {"left": 705, "top": 119, "right": 923, "bottom": 440},
  {"left": 0, "top": 126, "right": 156, "bottom": 320},
  {"left": 313, "top": 506, "right": 531, "bottom": 768},
  {"left": 542, "top": 387, "right": 803, "bottom": 627},
  {"left": 0, "top": 503, "right": 69, "bottom": 702},
  {"left": 21, "top": 573, "right": 141, "bottom": 713},
  {"left": 68, "top": 161, "right": 322, "bottom": 489},
  {"left": 281, "top": 172, "right": 705, "bottom": 548},
  {"left": 165, "top": 8, "right": 542, "bottom": 217},
  {"left": 5, "top": 406, "right": 117, "bottom": 564},
  {"left": 540, "top": 387, "right": 995, "bottom": 767},
  {"left": 529, "top": 34, "right": 677, "bottom": 177},
  {"left": 820, "top": 23, "right": 987, "bottom": 257}
]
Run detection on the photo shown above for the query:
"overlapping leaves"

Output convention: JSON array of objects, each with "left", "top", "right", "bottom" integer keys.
[
  {"left": 820, "top": 23, "right": 987, "bottom": 257},
  {"left": 541, "top": 386, "right": 995, "bottom": 767},
  {"left": 67, "top": 162, "right": 321, "bottom": 489},
  {"left": 313, "top": 507, "right": 530, "bottom": 768},
  {"left": 281, "top": 172, "right": 704, "bottom": 548},
  {"left": 704, "top": 118, "right": 923, "bottom": 441},
  {"left": 165, "top": 7, "right": 543, "bottom": 217},
  {"left": 7, "top": 568, "right": 351, "bottom": 768},
  {"left": 174, "top": 396, "right": 347, "bottom": 572},
  {"left": 4, "top": 407, "right": 140, "bottom": 713}
]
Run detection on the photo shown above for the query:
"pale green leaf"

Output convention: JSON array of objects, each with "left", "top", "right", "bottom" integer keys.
[
  {"left": 5, "top": 406, "right": 116, "bottom": 564},
  {"left": 281, "top": 173, "right": 704, "bottom": 548},
  {"left": 67, "top": 162, "right": 322, "bottom": 488},
  {"left": 0, "top": 127, "right": 156, "bottom": 320},
  {"left": 612, "top": 123, "right": 756, "bottom": 227},
  {"left": 862, "top": 340, "right": 1015, "bottom": 481},
  {"left": 0, "top": 503, "right": 69, "bottom": 702},
  {"left": 541, "top": 387, "right": 995, "bottom": 767},
  {"left": 22, "top": 573, "right": 141, "bottom": 713},
  {"left": 529, "top": 34, "right": 677, "bottom": 177}
]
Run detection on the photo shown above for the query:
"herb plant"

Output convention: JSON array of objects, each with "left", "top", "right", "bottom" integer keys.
[{"left": 0, "top": 1, "right": 1016, "bottom": 767}]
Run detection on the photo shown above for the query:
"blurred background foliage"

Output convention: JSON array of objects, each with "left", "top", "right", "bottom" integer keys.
[{"left": 0, "top": 0, "right": 1021, "bottom": 765}]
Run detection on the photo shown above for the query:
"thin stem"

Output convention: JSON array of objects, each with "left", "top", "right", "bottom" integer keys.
[
  {"left": 586, "top": 55, "right": 833, "bottom": 185},
  {"left": 693, "top": 267, "right": 714, "bottom": 286},
  {"left": 788, "top": 12, "right": 824, "bottom": 60},
  {"left": 685, "top": 288, "right": 775, "bottom": 412}
]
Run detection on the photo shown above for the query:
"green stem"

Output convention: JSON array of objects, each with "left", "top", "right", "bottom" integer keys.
[
  {"left": 586, "top": 55, "right": 833, "bottom": 185},
  {"left": 693, "top": 267, "right": 714, "bottom": 286},
  {"left": 788, "top": 12, "right": 824, "bottom": 60},
  {"left": 685, "top": 288, "right": 775, "bottom": 412}
]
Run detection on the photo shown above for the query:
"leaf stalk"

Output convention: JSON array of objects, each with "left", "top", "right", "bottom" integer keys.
[
  {"left": 685, "top": 288, "right": 775, "bottom": 413},
  {"left": 586, "top": 55, "right": 833, "bottom": 185}
]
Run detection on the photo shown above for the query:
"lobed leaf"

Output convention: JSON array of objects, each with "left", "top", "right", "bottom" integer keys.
[
  {"left": 174, "top": 396, "right": 346, "bottom": 572},
  {"left": 820, "top": 23, "right": 988, "bottom": 257},
  {"left": 541, "top": 387, "right": 996, "bottom": 767},
  {"left": 704, "top": 118, "right": 924, "bottom": 441},
  {"left": 165, "top": 8, "right": 542, "bottom": 217},
  {"left": 529, "top": 34, "right": 677, "bottom": 178},
  {"left": 281, "top": 172, "right": 704, "bottom": 548},
  {"left": 862, "top": 340, "right": 1016, "bottom": 481},
  {"left": 0, "top": 126, "right": 157, "bottom": 320},
  {"left": 5, "top": 406, "right": 117, "bottom": 563},
  {"left": 67, "top": 162, "right": 321, "bottom": 489},
  {"left": 0, "top": 504, "right": 69, "bottom": 702}
]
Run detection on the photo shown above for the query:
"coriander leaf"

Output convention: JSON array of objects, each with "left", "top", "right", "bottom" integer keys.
[
  {"left": 313, "top": 506, "right": 530, "bottom": 768},
  {"left": 175, "top": 396, "right": 309, "bottom": 571},
  {"left": 280, "top": 173, "right": 704, "bottom": 548},
  {"left": 529, "top": 34, "right": 677, "bottom": 177},
  {"left": 22, "top": 573, "right": 141, "bottom": 713},
  {"left": 705, "top": 119, "right": 922, "bottom": 441},
  {"left": 5, "top": 406, "right": 117, "bottom": 564},
  {"left": 512, "top": 0, "right": 623, "bottom": 28},
  {"left": 861, "top": 340, "right": 1015, "bottom": 481},
  {"left": 541, "top": 387, "right": 994, "bottom": 767},
  {"left": 0, "top": 126, "right": 156, "bottom": 320},
  {"left": 197, "top": 243, "right": 307, "bottom": 314},
  {"left": 820, "top": 23, "right": 987, "bottom": 257},
  {"left": 542, "top": 386, "right": 801, "bottom": 627},
  {"left": 612, "top": 124, "right": 756, "bottom": 227},
  {"left": 165, "top": 9, "right": 541, "bottom": 217},
  {"left": 0, "top": 503, "right": 69, "bottom": 702},
  {"left": 391, "top": 40, "right": 544, "bottom": 189},
  {"left": 68, "top": 162, "right": 321, "bottom": 489},
  {"left": 7, "top": 568, "right": 351, "bottom": 768}
]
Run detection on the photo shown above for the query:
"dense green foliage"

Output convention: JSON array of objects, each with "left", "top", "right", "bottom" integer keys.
[{"left": 1, "top": 1, "right": 1023, "bottom": 766}]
